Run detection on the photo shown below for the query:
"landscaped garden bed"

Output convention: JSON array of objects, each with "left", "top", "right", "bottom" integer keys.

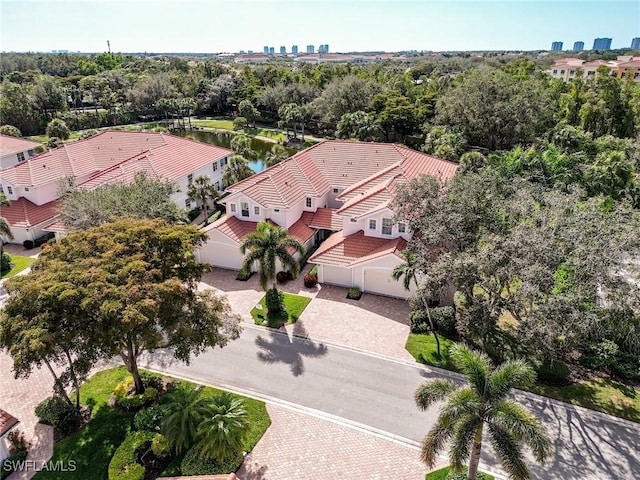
[
  {"left": 33, "top": 366, "right": 271, "bottom": 480},
  {"left": 426, "top": 466, "right": 494, "bottom": 480},
  {"left": 250, "top": 291, "right": 311, "bottom": 328}
]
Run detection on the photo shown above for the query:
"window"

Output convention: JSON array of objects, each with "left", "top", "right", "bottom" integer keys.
[
  {"left": 382, "top": 218, "right": 392, "bottom": 235},
  {"left": 216, "top": 181, "right": 221, "bottom": 190},
  {"left": 241, "top": 202, "right": 249, "bottom": 217},
  {"left": 635, "top": 72, "right": 640, "bottom": 79},
  {"left": 306, "top": 197, "right": 312, "bottom": 208},
  {"left": 569, "top": 70, "right": 575, "bottom": 75},
  {"left": 212, "top": 162, "right": 218, "bottom": 172},
  {"left": 17, "top": 152, "right": 25, "bottom": 162},
  {"left": 560, "top": 70, "right": 565, "bottom": 75},
  {"left": 254, "top": 206, "right": 260, "bottom": 215},
  {"left": 27, "top": 149, "right": 34, "bottom": 157},
  {"left": 185, "top": 199, "right": 191, "bottom": 208},
  {"left": 187, "top": 174, "right": 193, "bottom": 185},
  {"left": 220, "top": 157, "right": 227, "bottom": 167},
  {"left": 230, "top": 203, "right": 237, "bottom": 213},
  {"left": 6, "top": 186, "right": 12, "bottom": 195},
  {"left": 332, "top": 188, "right": 339, "bottom": 194},
  {"left": 24, "top": 187, "right": 30, "bottom": 192},
  {"left": 552, "top": 69, "right": 558, "bottom": 74},
  {"left": 398, "top": 222, "right": 406, "bottom": 233},
  {"left": 587, "top": 71, "right": 595, "bottom": 76},
  {"left": 369, "top": 219, "right": 377, "bottom": 230}
]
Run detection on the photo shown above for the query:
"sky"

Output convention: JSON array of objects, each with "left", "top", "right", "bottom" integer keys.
[{"left": 0, "top": 0, "right": 638, "bottom": 53}]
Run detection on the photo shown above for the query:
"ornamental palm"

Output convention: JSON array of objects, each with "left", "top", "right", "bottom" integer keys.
[
  {"left": 239, "top": 222, "right": 304, "bottom": 291},
  {"left": 223, "top": 154, "right": 254, "bottom": 186},
  {"left": 415, "top": 344, "right": 551, "bottom": 480},
  {"left": 392, "top": 251, "right": 441, "bottom": 358},
  {"left": 0, "top": 192, "right": 14, "bottom": 275},
  {"left": 161, "top": 385, "right": 209, "bottom": 454},
  {"left": 187, "top": 175, "right": 219, "bottom": 224},
  {"left": 195, "top": 392, "right": 249, "bottom": 462}
]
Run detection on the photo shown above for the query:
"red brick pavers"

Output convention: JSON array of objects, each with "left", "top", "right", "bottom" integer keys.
[
  {"left": 237, "top": 404, "right": 436, "bottom": 480},
  {"left": 0, "top": 352, "right": 56, "bottom": 480}
]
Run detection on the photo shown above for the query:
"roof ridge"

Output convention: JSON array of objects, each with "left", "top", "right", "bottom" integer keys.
[
  {"left": 338, "top": 161, "right": 402, "bottom": 198},
  {"left": 62, "top": 143, "right": 78, "bottom": 177}
]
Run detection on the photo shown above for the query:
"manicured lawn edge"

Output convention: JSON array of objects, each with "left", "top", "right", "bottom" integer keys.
[
  {"left": 33, "top": 366, "right": 271, "bottom": 480},
  {"left": 1, "top": 254, "right": 36, "bottom": 279},
  {"left": 250, "top": 292, "right": 312, "bottom": 328},
  {"left": 426, "top": 466, "right": 495, "bottom": 479},
  {"left": 406, "top": 333, "right": 640, "bottom": 423}
]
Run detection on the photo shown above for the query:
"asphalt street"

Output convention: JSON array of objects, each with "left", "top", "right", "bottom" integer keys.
[{"left": 141, "top": 324, "right": 640, "bottom": 480}]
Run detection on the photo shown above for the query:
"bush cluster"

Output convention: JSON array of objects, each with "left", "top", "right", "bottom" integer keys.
[
  {"left": 265, "top": 287, "right": 284, "bottom": 312},
  {"left": 133, "top": 403, "right": 169, "bottom": 432},
  {"left": 34, "top": 396, "right": 81, "bottom": 436},
  {"left": 303, "top": 273, "right": 318, "bottom": 288},
  {"left": 236, "top": 268, "right": 252, "bottom": 281},
  {"left": 536, "top": 359, "right": 571, "bottom": 386},
  {"left": 346, "top": 287, "right": 362, "bottom": 300},
  {"left": 117, "top": 387, "right": 158, "bottom": 411},
  {"left": 276, "top": 271, "right": 293, "bottom": 284},
  {"left": 180, "top": 447, "right": 244, "bottom": 475},
  {"left": 108, "top": 430, "right": 155, "bottom": 480},
  {"left": 410, "top": 306, "right": 456, "bottom": 336},
  {"left": 0, "top": 253, "right": 11, "bottom": 273}
]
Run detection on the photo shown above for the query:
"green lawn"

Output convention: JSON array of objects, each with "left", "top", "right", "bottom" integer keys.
[
  {"left": 35, "top": 366, "right": 271, "bottom": 480},
  {"left": 192, "top": 117, "right": 235, "bottom": 130},
  {"left": 250, "top": 291, "right": 312, "bottom": 328},
  {"left": 1, "top": 254, "right": 36, "bottom": 279},
  {"left": 406, "top": 333, "right": 640, "bottom": 423},
  {"left": 426, "top": 466, "right": 494, "bottom": 480}
]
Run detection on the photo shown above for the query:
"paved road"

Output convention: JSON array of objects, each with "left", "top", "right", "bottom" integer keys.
[{"left": 141, "top": 325, "right": 640, "bottom": 480}]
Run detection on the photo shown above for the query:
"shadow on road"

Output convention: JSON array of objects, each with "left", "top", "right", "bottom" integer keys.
[{"left": 255, "top": 323, "right": 328, "bottom": 376}]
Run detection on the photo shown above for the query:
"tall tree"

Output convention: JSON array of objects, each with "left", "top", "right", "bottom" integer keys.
[
  {"left": 223, "top": 154, "right": 254, "bottom": 186},
  {"left": 415, "top": 344, "right": 552, "bottom": 480},
  {"left": 264, "top": 144, "right": 290, "bottom": 167},
  {"left": 187, "top": 175, "right": 219, "bottom": 224},
  {"left": 239, "top": 221, "right": 304, "bottom": 291}
]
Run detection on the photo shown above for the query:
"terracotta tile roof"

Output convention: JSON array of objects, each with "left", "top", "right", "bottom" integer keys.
[
  {"left": 0, "top": 135, "right": 41, "bottom": 158},
  {"left": 0, "top": 131, "right": 231, "bottom": 188},
  {"left": 0, "top": 409, "right": 19, "bottom": 437},
  {"left": 309, "top": 230, "right": 406, "bottom": 267},
  {"left": 287, "top": 211, "right": 315, "bottom": 243},
  {"left": 336, "top": 175, "right": 406, "bottom": 218},
  {"left": 309, "top": 208, "right": 342, "bottom": 231},
  {"left": 42, "top": 218, "right": 67, "bottom": 233},
  {"left": 203, "top": 215, "right": 261, "bottom": 244},
  {"left": 0, "top": 197, "right": 59, "bottom": 228}
]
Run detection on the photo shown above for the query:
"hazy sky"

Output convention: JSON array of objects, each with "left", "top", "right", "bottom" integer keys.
[{"left": 1, "top": 0, "right": 638, "bottom": 53}]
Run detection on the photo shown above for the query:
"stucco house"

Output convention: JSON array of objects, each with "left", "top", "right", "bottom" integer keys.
[
  {"left": 0, "top": 131, "right": 231, "bottom": 244},
  {"left": 0, "top": 134, "right": 41, "bottom": 170},
  {"left": 198, "top": 140, "right": 457, "bottom": 299},
  {"left": 0, "top": 409, "right": 19, "bottom": 461}
]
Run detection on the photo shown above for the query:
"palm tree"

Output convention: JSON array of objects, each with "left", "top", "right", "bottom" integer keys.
[
  {"left": 0, "top": 193, "right": 14, "bottom": 276},
  {"left": 161, "top": 385, "right": 208, "bottom": 454},
  {"left": 415, "top": 344, "right": 552, "bottom": 480},
  {"left": 240, "top": 222, "right": 304, "bottom": 292},
  {"left": 187, "top": 175, "right": 219, "bottom": 224},
  {"left": 264, "top": 144, "right": 289, "bottom": 167},
  {"left": 392, "top": 251, "right": 441, "bottom": 358},
  {"left": 195, "top": 392, "right": 249, "bottom": 462},
  {"left": 223, "top": 154, "right": 254, "bottom": 186}
]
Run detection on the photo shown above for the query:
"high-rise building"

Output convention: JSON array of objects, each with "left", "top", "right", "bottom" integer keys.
[
  {"left": 323, "top": 44, "right": 329, "bottom": 53},
  {"left": 551, "top": 41, "right": 563, "bottom": 51},
  {"left": 631, "top": 37, "right": 640, "bottom": 49},
  {"left": 306, "top": 44, "right": 314, "bottom": 53},
  {"left": 573, "top": 41, "right": 584, "bottom": 51},
  {"left": 263, "top": 46, "right": 269, "bottom": 54},
  {"left": 280, "top": 46, "right": 286, "bottom": 55},
  {"left": 592, "top": 37, "right": 612, "bottom": 50},
  {"left": 269, "top": 47, "right": 275, "bottom": 54},
  {"left": 292, "top": 45, "right": 298, "bottom": 54}
]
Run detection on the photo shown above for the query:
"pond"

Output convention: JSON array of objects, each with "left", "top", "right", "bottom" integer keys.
[{"left": 177, "top": 130, "right": 296, "bottom": 173}]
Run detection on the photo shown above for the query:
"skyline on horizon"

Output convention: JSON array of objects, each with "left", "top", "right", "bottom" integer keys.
[{"left": 1, "top": 1, "right": 638, "bottom": 54}]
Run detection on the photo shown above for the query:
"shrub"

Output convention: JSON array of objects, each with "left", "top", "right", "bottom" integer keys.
[
  {"left": 303, "top": 273, "right": 318, "bottom": 288},
  {"left": 117, "top": 387, "right": 158, "bottom": 411},
  {"left": 611, "top": 353, "right": 640, "bottom": 380},
  {"left": 22, "top": 240, "right": 35, "bottom": 249},
  {"left": 113, "top": 377, "right": 134, "bottom": 399},
  {"left": 34, "top": 232, "right": 55, "bottom": 247},
  {"left": 236, "top": 267, "right": 252, "bottom": 281},
  {"left": 582, "top": 340, "right": 619, "bottom": 369},
  {"left": 536, "top": 359, "right": 571, "bottom": 386},
  {"left": 108, "top": 431, "right": 155, "bottom": 480},
  {"left": 0, "top": 450, "right": 27, "bottom": 480},
  {"left": 432, "top": 306, "right": 456, "bottom": 336},
  {"left": 47, "top": 136, "right": 62, "bottom": 148},
  {"left": 265, "top": 287, "right": 284, "bottom": 313},
  {"left": 309, "top": 265, "right": 318, "bottom": 276},
  {"left": 0, "top": 125, "right": 22, "bottom": 137},
  {"left": 187, "top": 207, "right": 201, "bottom": 221},
  {"left": 180, "top": 446, "right": 244, "bottom": 475},
  {"left": 446, "top": 469, "right": 493, "bottom": 480},
  {"left": 133, "top": 404, "right": 169, "bottom": 432},
  {"left": 151, "top": 433, "right": 172, "bottom": 458},
  {"left": 46, "top": 119, "right": 70, "bottom": 140},
  {"left": 140, "top": 371, "right": 163, "bottom": 391},
  {"left": 276, "top": 271, "right": 289, "bottom": 284},
  {"left": 347, "top": 287, "right": 362, "bottom": 300},
  {"left": 233, "top": 117, "right": 247, "bottom": 130},
  {"left": 409, "top": 309, "right": 431, "bottom": 334},
  {"left": 35, "top": 396, "right": 81, "bottom": 436},
  {"left": 0, "top": 253, "right": 11, "bottom": 273},
  {"left": 79, "top": 129, "right": 99, "bottom": 139}
]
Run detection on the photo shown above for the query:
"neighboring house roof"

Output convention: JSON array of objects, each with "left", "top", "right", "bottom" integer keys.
[
  {"left": 309, "top": 208, "right": 342, "bottom": 231},
  {"left": 1, "top": 198, "right": 59, "bottom": 228},
  {"left": 0, "top": 131, "right": 231, "bottom": 188},
  {"left": 309, "top": 230, "right": 406, "bottom": 267},
  {"left": 0, "top": 409, "right": 19, "bottom": 438},
  {"left": 0, "top": 135, "right": 41, "bottom": 158}
]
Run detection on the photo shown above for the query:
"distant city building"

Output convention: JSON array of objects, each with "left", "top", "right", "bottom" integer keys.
[
  {"left": 248, "top": 50, "right": 254, "bottom": 54},
  {"left": 573, "top": 41, "right": 584, "bottom": 51},
  {"left": 592, "top": 38, "right": 612, "bottom": 50},
  {"left": 306, "top": 44, "right": 314, "bottom": 53},
  {"left": 551, "top": 41, "right": 563, "bottom": 52},
  {"left": 280, "top": 46, "right": 286, "bottom": 55},
  {"left": 292, "top": 45, "right": 298, "bottom": 54},
  {"left": 632, "top": 37, "right": 640, "bottom": 49},
  {"left": 269, "top": 47, "right": 275, "bottom": 54},
  {"left": 323, "top": 44, "right": 329, "bottom": 53},
  {"left": 263, "top": 46, "right": 269, "bottom": 54}
]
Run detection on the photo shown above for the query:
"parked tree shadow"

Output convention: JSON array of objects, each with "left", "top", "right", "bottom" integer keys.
[
  {"left": 237, "top": 459, "right": 268, "bottom": 480},
  {"left": 255, "top": 325, "right": 328, "bottom": 376}
]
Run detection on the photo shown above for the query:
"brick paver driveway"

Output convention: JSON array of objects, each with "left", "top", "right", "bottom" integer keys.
[
  {"left": 199, "top": 267, "right": 413, "bottom": 361},
  {"left": 237, "top": 404, "right": 433, "bottom": 480}
]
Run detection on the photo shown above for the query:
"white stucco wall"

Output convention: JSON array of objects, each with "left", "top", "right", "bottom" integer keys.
[{"left": 197, "top": 229, "right": 244, "bottom": 270}]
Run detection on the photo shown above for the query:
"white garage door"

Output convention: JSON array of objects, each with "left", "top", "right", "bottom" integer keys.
[
  {"left": 199, "top": 242, "right": 243, "bottom": 270},
  {"left": 363, "top": 268, "right": 409, "bottom": 299},
  {"left": 321, "top": 264, "right": 352, "bottom": 287}
]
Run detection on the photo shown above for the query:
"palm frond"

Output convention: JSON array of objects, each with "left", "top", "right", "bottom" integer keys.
[
  {"left": 487, "top": 360, "right": 536, "bottom": 400},
  {"left": 450, "top": 344, "right": 491, "bottom": 397},
  {"left": 421, "top": 421, "right": 455, "bottom": 468},
  {"left": 487, "top": 423, "right": 531, "bottom": 480},
  {"left": 415, "top": 379, "right": 458, "bottom": 411},
  {"left": 449, "top": 414, "right": 482, "bottom": 471},
  {"left": 438, "top": 387, "right": 482, "bottom": 424}
]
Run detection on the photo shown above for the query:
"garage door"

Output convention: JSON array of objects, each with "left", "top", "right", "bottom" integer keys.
[
  {"left": 363, "top": 268, "right": 409, "bottom": 299},
  {"left": 321, "top": 264, "right": 352, "bottom": 287},
  {"left": 199, "top": 242, "right": 243, "bottom": 270}
]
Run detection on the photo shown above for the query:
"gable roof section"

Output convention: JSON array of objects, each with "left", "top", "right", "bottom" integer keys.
[
  {"left": 0, "top": 409, "right": 19, "bottom": 438},
  {"left": 287, "top": 211, "right": 315, "bottom": 243},
  {"left": 0, "top": 135, "right": 41, "bottom": 158},
  {"left": 1, "top": 197, "right": 59, "bottom": 228},
  {"left": 203, "top": 212, "right": 315, "bottom": 245},
  {"left": 309, "top": 207, "right": 342, "bottom": 231},
  {"left": 309, "top": 230, "right": 406, "bottom": 267}
]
